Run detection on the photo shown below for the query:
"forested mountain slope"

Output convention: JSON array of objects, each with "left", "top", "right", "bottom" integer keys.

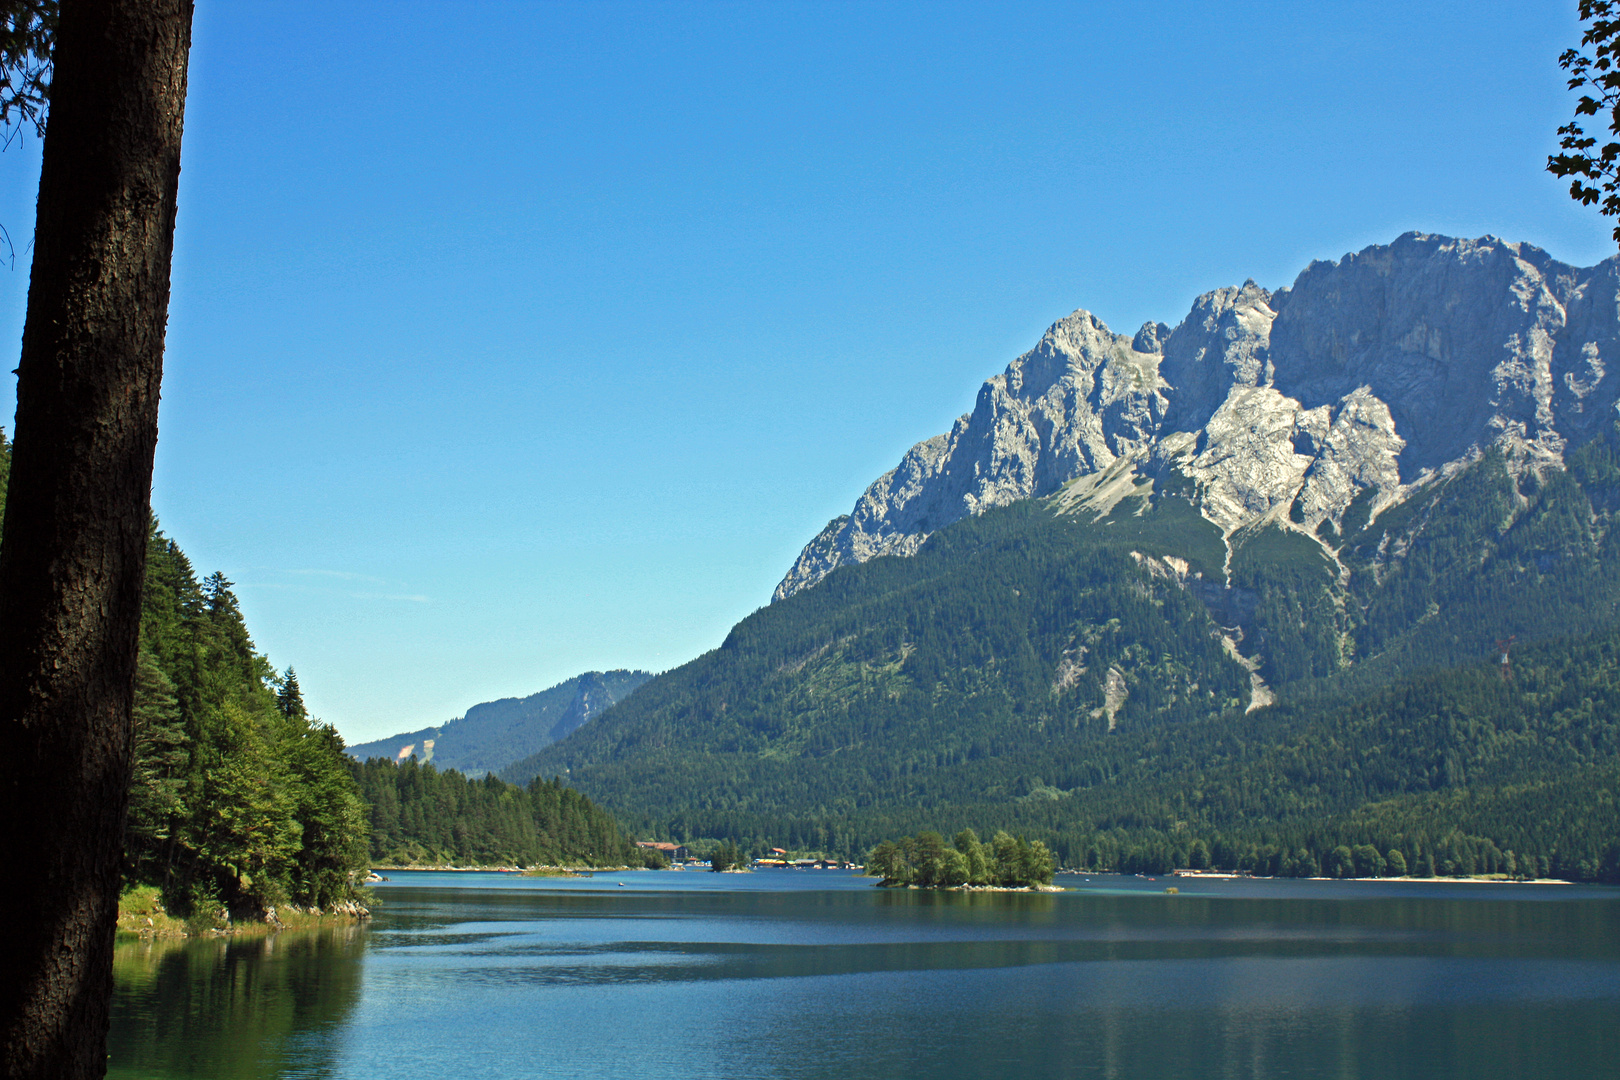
[
  {"left": 507, "top": 419, "right": 1620, "bottom": 879},
  {"left": 348, "top": 669, "right": 652, "bottom": 776}
]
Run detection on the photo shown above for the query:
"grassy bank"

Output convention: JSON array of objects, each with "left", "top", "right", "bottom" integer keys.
[{"left": 115, "top": 884, "right": 370, "bottom": 940}]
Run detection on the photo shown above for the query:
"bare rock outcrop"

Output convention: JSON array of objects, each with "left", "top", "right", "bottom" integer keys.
[
  {"left": 774, "top": 234, "right": 1620, "bottom": 600},
  {"left": 774, "top": 311, "right": 1166, "bottom": 600}
]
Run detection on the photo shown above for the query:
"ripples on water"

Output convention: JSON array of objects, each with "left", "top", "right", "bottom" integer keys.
[{"left": 109, "top": 871, "right": 1620, "bottom": 1080}]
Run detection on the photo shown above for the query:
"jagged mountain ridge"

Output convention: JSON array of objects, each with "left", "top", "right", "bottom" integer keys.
[
  {"left": 776, "top": 233, "right": 1620, "bottom": 600},
  {"left": 345, "top": 669, "right": 654, "bottom": 776}
]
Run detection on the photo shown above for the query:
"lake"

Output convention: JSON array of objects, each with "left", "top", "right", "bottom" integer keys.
[{"left": 109, "top": 869, "right": 1620, "bottom": 1079}]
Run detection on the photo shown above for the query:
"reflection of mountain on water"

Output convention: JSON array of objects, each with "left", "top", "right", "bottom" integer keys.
[{"left": 108, "top": 924, "right": 367, "bottom": 1080}]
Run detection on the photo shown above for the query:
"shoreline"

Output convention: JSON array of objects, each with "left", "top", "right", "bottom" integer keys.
[
  {"left": 115, "top": 912, "right": 370, "bottom": 943},
  {"left": 371, "top": 864, "right": 643, "bottom": 875},
  {"left": 116, "top": 885, "right": 370, "bottom": 942},
  {"left": 874, "top": 881, "right": 1064, "bottom": 892},
  {"left": 1161, "top": 871, "right": 1573, "bottom": 885}
]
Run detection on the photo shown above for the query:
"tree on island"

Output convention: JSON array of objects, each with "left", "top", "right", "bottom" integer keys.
[
  {"left": 0, "top": 2, "right": 195, "bottom": 1077},
  {"left": 709, "top": 840, "right": 746, "bottom": 872},
  {"left": 868, "top": 829, "right": 1054, "bottom": 888}
]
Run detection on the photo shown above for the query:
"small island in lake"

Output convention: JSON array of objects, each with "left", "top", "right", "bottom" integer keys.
[{"left": 867, "top": 829, "right": 1057, "bottom": 889}]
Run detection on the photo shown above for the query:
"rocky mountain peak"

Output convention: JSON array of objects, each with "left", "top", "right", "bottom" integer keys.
[
  {"left": 774, "top": 233, "right": 1620, "bottom": 601},
  {"left": 1159, "top": 279, "right": 1277, "bottom": 435}
]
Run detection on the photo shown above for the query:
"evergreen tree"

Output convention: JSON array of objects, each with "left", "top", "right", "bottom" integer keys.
[
  {"left": 124, "top": 647, "right": 188, "bottom": 884},
  {"left": 277, "top": 667, "right": 307, "bottom": 722},
  {"left": 125, "top": 520, "right": 372, "bottom": 916}
]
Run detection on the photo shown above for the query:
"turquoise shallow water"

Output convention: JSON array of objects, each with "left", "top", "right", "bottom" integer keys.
[{"left": 109, "top": 870, "right": 1620, "bottom": 1079}]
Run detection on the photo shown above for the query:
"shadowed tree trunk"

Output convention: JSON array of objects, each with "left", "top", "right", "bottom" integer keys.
[{"left": 0, "top": 1, "right": 193, "bottom": 1077}]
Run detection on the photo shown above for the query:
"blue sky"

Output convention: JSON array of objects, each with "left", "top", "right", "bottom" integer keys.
[{"left": 0, "top": 1, "right": 1607, "bottom": 743}]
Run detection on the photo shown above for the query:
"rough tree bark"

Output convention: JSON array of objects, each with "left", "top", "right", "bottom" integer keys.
[{"left": 0, "top": 2, "right": 193, "bottom": 1077}]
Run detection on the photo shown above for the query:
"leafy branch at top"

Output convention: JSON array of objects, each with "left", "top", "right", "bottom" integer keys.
[
  {"left": 1550, "top": 0, "right": 1620, "bottom": 246},
  {"left": 0, "top": 0, "right": 54, "bottom": 144}
]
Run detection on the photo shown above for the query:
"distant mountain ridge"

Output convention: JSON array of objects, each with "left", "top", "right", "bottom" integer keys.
[
  {"left": 776, "top": 233, "right": 1620, "bottom": 599},
  {"left": 345, "top": 669, "right": 654, "bottom": 776}
]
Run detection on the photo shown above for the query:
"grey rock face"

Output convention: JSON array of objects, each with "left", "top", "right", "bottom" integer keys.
[
  {"left": 1268, "top": 233, "right": 1585, "bottom": 476},
  {"left": 773, "top": 310, "right": 1167, "bottom": 600},
  {"left": 774, "top": 234, "right": 1620, "bottom": 600},
  {"left": 1158, "top": 280, "right": 1277, "bottom": 435},
  {"left": 547, "top": 671, "right": 622, "bottom": 745}
]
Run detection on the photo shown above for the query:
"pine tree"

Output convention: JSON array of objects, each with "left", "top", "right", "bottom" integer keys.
[
  {"left": 277, "top": 667, "right": 307, "bottom": 722},
  {"left": 125, "top": 647, "right": 188, "bottom": 884}
]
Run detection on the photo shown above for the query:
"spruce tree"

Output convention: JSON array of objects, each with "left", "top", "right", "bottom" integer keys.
[{"left": 277, "top": 667, "right": 307, "bottom": 721}]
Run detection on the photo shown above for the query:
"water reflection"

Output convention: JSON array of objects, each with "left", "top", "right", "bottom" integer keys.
[
  {"left": 108, "top": 877, "right": 1620, "bottom": 1080},
  {"left": 109, "top": 924, "right": 366, "bottom": 1080},
  {"left": 763, "top": 993, "right": 1620, "bottom": 1080}
]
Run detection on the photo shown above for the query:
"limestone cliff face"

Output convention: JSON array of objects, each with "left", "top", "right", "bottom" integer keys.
[
  {"left": 774, "top": 234, "right": 1620, "bottom": 600},
  {"left": 546, "top": 672, "right": 618, "bottom": 745},
  {"left": 775, "top": 310, "right": 1168, "bottom": 599}
]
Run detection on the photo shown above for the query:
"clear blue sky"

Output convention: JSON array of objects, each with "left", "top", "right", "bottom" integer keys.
[{"left": 0, "top": 1, "right": 1607, "bottom": 743}]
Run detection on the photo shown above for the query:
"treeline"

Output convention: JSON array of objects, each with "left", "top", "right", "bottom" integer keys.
[
  {"left": 125, "top": 521, "right": 371, "bottom": 918},
  {"left": 350, "top": 757, "right": 657, "bottom": 868},
  {"left": 4, "top": 432, "right": 653, "bottom": 894},
  {"left": 1061, "top": 824, "right": 1615, "bottom": 881},
  {"left": 0, "top": 431, "right": 371, "bottom": 918},
  {"left": 868, "top": 829, "right": 1054, "bottom": 888},
  {"left": 547, "top": 620, "right": 1620, "bottom": 882}
]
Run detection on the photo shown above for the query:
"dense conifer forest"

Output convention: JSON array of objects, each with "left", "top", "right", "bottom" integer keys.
[
  {"left": 0, "top": 430, "right": 650, "bottom": 921},
  {"left": 350, "top": 757, "right": 656, "bottom": 867},
  {"left": 125, "top": 521, "right": 372, "bottom": 918},
  {"left": 509, "top": 441, "right": 1620, "bottom": 882}
]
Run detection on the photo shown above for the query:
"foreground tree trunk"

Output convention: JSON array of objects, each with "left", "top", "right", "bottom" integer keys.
[{"left": 0, "top": 2, "right": 193, "bottom": 1077}]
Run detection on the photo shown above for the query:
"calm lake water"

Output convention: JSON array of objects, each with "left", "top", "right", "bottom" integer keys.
[{"left": 109, "top": 870, "right": 1620, "bottom": 1079}]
